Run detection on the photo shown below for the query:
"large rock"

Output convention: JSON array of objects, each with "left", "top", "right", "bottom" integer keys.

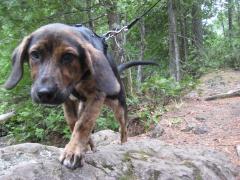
[{"left": 0, "top": 130, "right": 239, "bottom": 180}]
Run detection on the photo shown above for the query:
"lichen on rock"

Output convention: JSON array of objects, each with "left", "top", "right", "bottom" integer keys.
[{"left": 0, "top": 130, "right": 239, "bottom": 180}]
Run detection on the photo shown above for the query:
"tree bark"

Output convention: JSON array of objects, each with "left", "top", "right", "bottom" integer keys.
[
  {"left": 221, "top": 16, "right": 226, "bottom": 37},
  {"left": 227, "top": 0, "right": 233, "bottom": 42},
  {"left": 103, "top": 0, "right": 122, "bottom": 64},
  {"left": 103, "top": 0, "right": 132, "bottom": 95},
  {"left": 183, "top": 13, "right": 188, "bottom": 61},
  {"left": 220, "top": 2, "right": 226, "bottom": 37},
  {"left": 236, "top": 0, "right": 240, "bottom": 28},
  {"left": 191, "top": 1, "right": 203, "bottom": 51},
  {"left": 137, "top": 19, "right": 145, "bottom": 91},
  {"left": 122, "top": 32, "right": 133, "bottom": 96},
  {"left": 205, "top": 89, "right": 240, "bottom": 101},
  {"left": 86, "top": 0, "right": 94, "bottom": 30},
  {"left": 178, "top": 2, "right": 188, "bottom": 63},
  {"left": 168, "top": 0, "right": 181, "bottom": 82}
]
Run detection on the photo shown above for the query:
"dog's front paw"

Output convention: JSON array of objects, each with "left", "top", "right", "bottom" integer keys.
[{"left": 59, "top": 142, "right": 86, "bottom": 170}]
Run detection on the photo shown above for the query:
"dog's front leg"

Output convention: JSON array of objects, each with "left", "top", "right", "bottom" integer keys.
[
  {"left": 60, "top": 92, "right": 105, "bottom": 169},
  {"left": 63, "top": 98, "right": 80, "bottom": 131}
]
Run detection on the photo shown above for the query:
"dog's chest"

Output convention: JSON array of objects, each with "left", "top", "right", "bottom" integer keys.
[{"left": 71, "top": 78, "right": 98, "bottom": 101}]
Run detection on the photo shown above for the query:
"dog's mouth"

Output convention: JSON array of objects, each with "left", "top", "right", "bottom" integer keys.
[
  {"left": 31, "top": 86, "right": 72, "bottom": 106},
  {"left": 32, "top": 92, "right": 68, "bottom": 106}
]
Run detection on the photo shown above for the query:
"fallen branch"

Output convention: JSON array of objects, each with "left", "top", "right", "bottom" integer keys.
[
  {"left": 205, "top": 89, "right": 240, "bottom": 101},
  {"left": 0, "top": 111, "right": 15, "bottom": 123}
]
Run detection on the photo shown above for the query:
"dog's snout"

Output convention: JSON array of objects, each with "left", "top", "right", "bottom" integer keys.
[
  {"left": 37, "top": 86, "right": 56, "bottom": 102},
  {"left": 32, "top": 78, "right": 68, "bottom": 105}
]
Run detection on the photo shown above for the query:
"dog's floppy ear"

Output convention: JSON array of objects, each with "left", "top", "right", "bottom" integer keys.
[
  {"left": 84, "top": 44, "right": 120, "bottom": 96},
  {"left": 4, "top": 36, "right": 31, "bottom": 89}
]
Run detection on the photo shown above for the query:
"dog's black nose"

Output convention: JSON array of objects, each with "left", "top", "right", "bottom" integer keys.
[{"left": 37, "top": 87, "right": 56, "bottom": 102}]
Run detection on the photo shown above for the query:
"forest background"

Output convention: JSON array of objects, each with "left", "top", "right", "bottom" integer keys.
[{"left": 0, "top": 0, "right": 239, "bottom": 144}]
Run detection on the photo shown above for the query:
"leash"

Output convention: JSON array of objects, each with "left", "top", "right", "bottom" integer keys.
[{"left": 103, "top": 0, "right": 161, "bottom": 40}]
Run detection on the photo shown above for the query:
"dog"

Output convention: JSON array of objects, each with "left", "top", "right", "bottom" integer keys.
[{"left": 4, "top": 23, "right": 158, "bottom": 169}]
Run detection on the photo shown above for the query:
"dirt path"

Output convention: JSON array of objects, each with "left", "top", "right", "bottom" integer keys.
[{"left": 155, "top": 70, "right": 240, "bottom": 167}]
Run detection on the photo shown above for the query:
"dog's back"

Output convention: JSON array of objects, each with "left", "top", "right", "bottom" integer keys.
[{"left": 73, "top": 24, "right": 124, "bottom": 97}]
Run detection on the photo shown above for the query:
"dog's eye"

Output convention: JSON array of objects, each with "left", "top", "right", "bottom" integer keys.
[
  {"left": 61, "top": 53, "right": 74, "bottom": 64},
  {"left": 30, "top": 51, "right": 41, "bottom": 61}
]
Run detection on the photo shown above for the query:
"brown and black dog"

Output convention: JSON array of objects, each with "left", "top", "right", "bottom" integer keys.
[{"left": 4, "top": 23, "right": 157, "bottom": 169}]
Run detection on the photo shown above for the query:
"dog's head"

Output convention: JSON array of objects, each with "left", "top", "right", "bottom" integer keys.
[{"left": 4, "top": 23, "right": 120, "bottom": 105}]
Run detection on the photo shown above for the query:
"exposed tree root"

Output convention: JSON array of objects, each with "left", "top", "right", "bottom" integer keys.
[{"left": 205, "top": 89, "right": 240, "bottom": 101}]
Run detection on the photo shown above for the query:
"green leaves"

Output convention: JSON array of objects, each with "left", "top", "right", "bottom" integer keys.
[
  {"left": 142, "top": 75, "right": 182, "bottom": 97},
  {"left": 96, "top": 108, "right": 119, "bottom": 131}
]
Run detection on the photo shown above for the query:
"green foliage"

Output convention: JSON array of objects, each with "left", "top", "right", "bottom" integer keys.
[
  {"left": 180, "top": 35, "right": 240, "bottom": 78},
  {"left": 1, "top": 95, "right": 69, "bottom": 142},
  {"left": 136, "top": 104, "right": 164, "bottom": 130},
  {"left": 96, "top": 108, "right": 119, "bottom": 131},
  {"left": 136, "top": 74, "right": 196, "bottom": 131},
  {"left": 142, "top": 75, "right": 182, "bottom": 98}
]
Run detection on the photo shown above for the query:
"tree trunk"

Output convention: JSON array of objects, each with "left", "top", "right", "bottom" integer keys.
[
  {"left": 183, "top": 13, "right": 188, "bottom": 62},
  {"left": 168, "top": 0, "right": 181, "bottom": 82},
  {"left": 191, "top": 1, "right": 203, "bottom": 51},
  {"left": 137, "top": 19, "right": 145, "bottom": 91},
  {"left": 104, "top": 0, "right": 121, "bottom": 64},
  {"left": 227, "top": 0, "right": 233, "bottom": 43},
  {"left": 122, "top": 32, "right": 133, "bottom": 96},
  {"left": 178, "top": 2, "right": 188, "bottom": 63},
  {"left": 220, "top": 16, "right": 226, "bottom": 37},
  {"left": 236, "top": 0, "right": 240, "bottom": 28},
  {"left": 103, "top": 0, "right": 132, "bottom": 95},
  {"left": 86, "top": 0, "right": 94, "bottom": 30},
  {"left": 220, "top": 2, "right": 226, "bottom": 37}
]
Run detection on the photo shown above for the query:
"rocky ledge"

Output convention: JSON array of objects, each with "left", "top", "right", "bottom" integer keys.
[{"left": 0, "top": 130, "right": 239, "bottom": 180}]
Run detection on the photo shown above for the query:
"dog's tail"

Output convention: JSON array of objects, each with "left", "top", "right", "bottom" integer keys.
[{"left": 117, "top": 61, "right": 159, "bottom": 74}]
